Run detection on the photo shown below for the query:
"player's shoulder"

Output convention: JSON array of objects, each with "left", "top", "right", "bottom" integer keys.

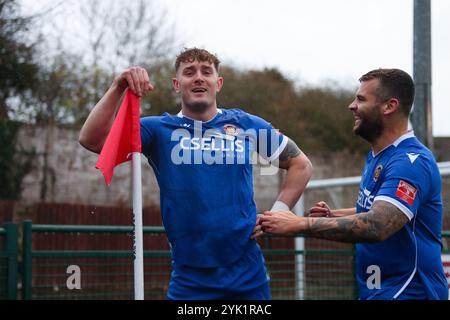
[
  {"left": 221, "top": 107, "right": 251, "bottom": 117},
  {"left": 388, "top": 136, "right": 438, "bottom": 173},
  {"left": 140, "top": 112, "right": 178, "bottom": 126},
  {"left": 220, "top": 107, "right": 270, "bottom": 125}
]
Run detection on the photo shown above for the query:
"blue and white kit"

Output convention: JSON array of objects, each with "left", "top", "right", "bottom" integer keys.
[
  {"left": 140, "top": 108, "right": 287, "bottom": 299},
  {"left": 355, "top": 131, "right": 448, "bottom": 300}
]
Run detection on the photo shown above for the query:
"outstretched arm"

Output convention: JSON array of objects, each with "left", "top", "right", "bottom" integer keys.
[
  {"left": 260, "top": 200, "right": 409, "bottom": 243},
  {"left": 79, "top": 67, "right": 153, "bottom": 153}
]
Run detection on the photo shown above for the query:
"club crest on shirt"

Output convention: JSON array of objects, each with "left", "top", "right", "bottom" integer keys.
[
  {"left": 223, "top": 124, "right": 240, "bottom": 136},
  {"left": 395, "top": 180, "right": 417, "bottom": 206},
  {"left": 373, "top": 164, "right": 383, "bottom": 182}
]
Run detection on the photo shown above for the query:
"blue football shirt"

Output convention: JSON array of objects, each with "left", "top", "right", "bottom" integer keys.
[
  {"left": 355, "top": 131, "right": 448, "bottom": 300},
  {"left": 140, "top": 108, "right": 286, "bottom": 294}
]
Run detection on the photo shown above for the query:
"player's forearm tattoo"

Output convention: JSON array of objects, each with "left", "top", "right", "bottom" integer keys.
[
  {"left": 304, "top": 201, "right": 409, "bottom": 243},
  {"left": 279, "top": 139, "right": 301, "bottom": 161}
]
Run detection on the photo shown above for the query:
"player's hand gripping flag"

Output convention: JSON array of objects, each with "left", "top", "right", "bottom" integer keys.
[{"left": 96, "top": 89, "right": 141, "bottom": 185}]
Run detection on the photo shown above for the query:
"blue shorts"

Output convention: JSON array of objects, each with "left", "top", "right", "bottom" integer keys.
[{"left": 167, "top": 244, "right": 271, "bottom": 300}]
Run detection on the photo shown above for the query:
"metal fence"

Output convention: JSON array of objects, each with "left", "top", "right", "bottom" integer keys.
[
  {"left": 0, "top": 223, "right": 18, "bottom": 300},
  {"left": 21, "top": 222, "right": 170, "bottom": 300},
  {"left": 20, "top": 221, "right": 356, "bottom": 300}
]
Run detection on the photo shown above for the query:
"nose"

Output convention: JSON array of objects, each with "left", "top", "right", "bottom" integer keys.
[
  {"left": 193, "top": 70, "right": 205, "bottom": 83},
  {"left": 348, "top": 100, "right": 357, "bottom": 111}
]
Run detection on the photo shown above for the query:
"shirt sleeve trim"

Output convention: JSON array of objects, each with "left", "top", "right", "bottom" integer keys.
[
  {"left": 267, "top": 135, "right": 289, "bottom": 162},
  {"left": 373, "top": 196, "right": 414, "bottom": 221}
]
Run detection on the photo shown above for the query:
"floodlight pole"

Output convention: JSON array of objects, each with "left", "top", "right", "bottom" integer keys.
[{"left": 412, "top": 0, "right": 433, "bottom": 151}]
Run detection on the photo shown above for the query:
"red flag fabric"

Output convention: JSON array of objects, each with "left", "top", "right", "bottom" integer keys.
[{"left": 96, "top": 89, "right": 141, "bottom": 185}]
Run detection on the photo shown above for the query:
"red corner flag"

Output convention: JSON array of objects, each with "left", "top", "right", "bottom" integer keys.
[{"left": 96, "top": 89, "right": 141, "bottom": 185}]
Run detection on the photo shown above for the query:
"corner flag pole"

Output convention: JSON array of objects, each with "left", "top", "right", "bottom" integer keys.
[
  {"left": 132, "top": 152, "right": 144, "bottom": 300},
  {"left": 95, "top": 89, "right": 144, "bottom": 300}
]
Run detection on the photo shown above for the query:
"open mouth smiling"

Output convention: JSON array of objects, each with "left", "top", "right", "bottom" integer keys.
[{"left": 192, "top": 88, "right": 207, "bottom": 93}]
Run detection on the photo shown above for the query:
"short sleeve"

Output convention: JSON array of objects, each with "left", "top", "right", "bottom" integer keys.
[
  {"left": 374, "top": 156, "right": 430, "bottom": 221},
  {"left": 247, "top": 114, "right": 288, "bottom": 162}
]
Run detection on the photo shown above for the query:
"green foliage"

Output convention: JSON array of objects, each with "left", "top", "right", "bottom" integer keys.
[
  {"left": 0, "top": 119, "right": 35, "bottom": 200},
  {"left": 218, "top": 66, "right": 368, "bottom": 156},
  {"left": 0, "top": 0, "right": 39, "bottom": 119},
  {"left": 219, "top": 67, "right": 297, "bottom": 121},
  {"left": 140, "top": 61, "right": 178, "bottom": 117},
  {"left": 33, "top": 53, "right": 115, "bottom": 126},
  {"left": 296, "top": 87, "right": 368, "bottom": 155}
]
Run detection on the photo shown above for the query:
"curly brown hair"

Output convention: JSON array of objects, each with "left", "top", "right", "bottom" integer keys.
[{"left": 175, "top": 48, "right": 220, "bottom": 73}]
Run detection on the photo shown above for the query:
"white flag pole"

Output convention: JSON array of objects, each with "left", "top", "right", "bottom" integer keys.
[{"left": 132, "top": 152, "right": 144, "bottom": 300}]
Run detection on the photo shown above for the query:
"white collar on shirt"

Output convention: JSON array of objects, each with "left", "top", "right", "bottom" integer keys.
[
  {"left": 176, "top": 108, "right": 223, "bottom": 123},
  {"left": 372, "top": 130, "right": 415, "bottom": 157}
]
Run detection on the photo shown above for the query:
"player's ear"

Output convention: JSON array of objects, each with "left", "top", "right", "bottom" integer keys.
[
  {"left": 216, "top": 77, "right": 223, "bottom": 93},
  {"left": 172, "top": 78, "right": 180, "bottom": 93},
  {"left": 383, "top": 98, "right": 400, "bottom": 115}
]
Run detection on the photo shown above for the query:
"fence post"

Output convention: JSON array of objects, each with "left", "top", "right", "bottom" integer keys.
[
  {"left": 293, "top": 196, "right": 305, "bottom": 300},
  {"left": 22, "top": 220, "right": 32, "bottom": 300},
  {"left": 352, "top": 244, "right": 359, "bottom": 299},
  {"left": 4, "top": 223, "right": 18, "bottom": 300}
]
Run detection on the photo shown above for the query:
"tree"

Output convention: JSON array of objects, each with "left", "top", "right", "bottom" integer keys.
[
  {"left": 218, "top": 66, "right": 300, "bottom": 127},
  {"left": 218, "top": 65, "right": 368, "bottom": 156},
  {"left": 72, "top": 0, "right": 176, "bottom": 122},
  {"left": 297, "top": 86, "right": 367, "bottom": 155},
  {"left": 6, "top": 0, "right": 178, "bottom": 200},
  {"left": 74, "top": 0, "right": 178, "bottom": 123},
  {"left": 0, "top": 0, "right": 39, "bottom": 119},
  {"left": 140, "top": 60, "right": 179, "bottom": 117},
  {"left": 0, "top": 119, "right": 35, "bottom": 200},
  {"left": 0, "top": 0, "right": 38, "bottom": 200},
  {"left": 6, "top": 0, "right": 178, "bottom": 126}
]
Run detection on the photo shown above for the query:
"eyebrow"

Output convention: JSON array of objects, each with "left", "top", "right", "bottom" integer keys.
[
  {"left": 182, "top": 66, "right": 196, "bottom": 72},
  {"left": 182, "top": 65, "right": 214, "bottom": 74}
]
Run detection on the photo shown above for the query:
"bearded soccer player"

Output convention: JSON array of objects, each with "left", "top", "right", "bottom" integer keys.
[
  {"left": 259, "top": 68, "right": 448, "bottom": 300},
  {"left": 79, "top": 48, "right": 313, "bottom": 299}
]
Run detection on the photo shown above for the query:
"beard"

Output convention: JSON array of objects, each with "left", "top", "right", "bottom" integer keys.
[
  {"left": 184, "top": 100, "right": 212, "bottom": 114},
  {"left": 353, "top": 109, "right": 384, "bottom": 143}
]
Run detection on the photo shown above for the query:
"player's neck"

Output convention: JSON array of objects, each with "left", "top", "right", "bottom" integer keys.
[
  {"left": 180, "top": 104, "right": 219, "bottom": 122},
  {"left": 371, "top": 122, "right": 409, "bottom": 155}
]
